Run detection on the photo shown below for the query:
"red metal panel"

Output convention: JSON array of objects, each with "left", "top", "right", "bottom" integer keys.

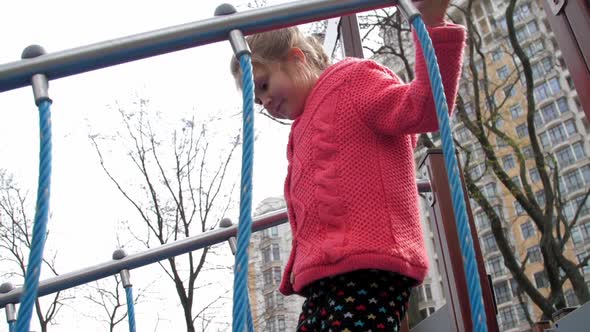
[
  {"left": 420, "top": 149, "right": 499, "bottom": 332},
  {"left": 544, "top": 0, "right": 590, "bottom": 119}
]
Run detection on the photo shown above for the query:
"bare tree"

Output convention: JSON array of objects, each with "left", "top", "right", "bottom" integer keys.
[
  {"left": 82, "top": 275, "right": 141, "bottom": 332},
  {"left": 360, "top": 0, "right": 589, "bottom": 324},
  {"left": 0, "top": 170, "right": 71, "bottom": 332},
  {"left": 90, "top": 98, "right": 239, "bottom": 332}
]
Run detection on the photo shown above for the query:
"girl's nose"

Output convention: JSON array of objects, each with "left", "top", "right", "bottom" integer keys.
[{"left": 262, "top": 96, "right": 273, "bottom": 110}]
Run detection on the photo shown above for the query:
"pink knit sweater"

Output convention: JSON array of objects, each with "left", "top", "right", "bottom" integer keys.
[{"left": 279, "top": 24, "right": 466, "bottom": 295}]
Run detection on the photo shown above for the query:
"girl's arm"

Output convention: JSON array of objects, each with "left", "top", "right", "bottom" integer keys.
[{"left": 351, "top": 24, "right": 466, "bottom": 136}]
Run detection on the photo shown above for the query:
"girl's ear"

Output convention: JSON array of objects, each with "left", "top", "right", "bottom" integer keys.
[{"left": 287, "top": 47, "right": 306, "bottom": 63}]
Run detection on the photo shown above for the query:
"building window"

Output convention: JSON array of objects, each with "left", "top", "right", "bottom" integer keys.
[
  {"left": 487, "top": 255, "right": 505, "bottom": 278},
  {"left": 263, "top": 269, "right": 272, "bottom": 286},
  {"left": 547, "top": 124, "right": 568, "bottom": 145},
  {"left": 469, "top": 163, "right": 485, "bottom": 179},
  {"left": 271, "top": 226, "right": 279, "bottom": 237},
  {"left": 482, "top": 233, "right": 498, "bottom": 254},
  {"left": 504, "top": 85, "right": 516, "bottom": 98},
  {"left": 494, "top": 280, "right": 512, "bottom": 304},
  {"left": 502, "top": 155, "right": 516, "bottom": 170},
  {"left": 535, "top": 190, "right": 545, "bottom": 207},
  {"left": 278, "top": 315, "right": 286, "bottom": 332},
  {"left": 425, "top": 284, "right": 433, "bottom": 300},
  {"left": 276, "top": 292, "right": 285, "bottom": 308},
  {"left": 475, "top": 212, "right": 491, "bottom": 229},
  {"left": 534, "top": 271, "right": 549, "bottom": 288},
  {"left": 262, "top": 246, "right": 271, "bottom": 264},
  {"left": 413, "top": 286, "right": 424, "bottom": 302},
  {"left": 510, "top": 104, "right": 524, "bottom": 119},
  {"left": 266, "top": 319, "right": 277, "bottom": 332},
  {"left": 556, "top": 145, "right": 577, "bottom": 168},
  {"left": 521, "top": 221, "right": 535, "bottom": 240},
  {"left": 527, "top": 245, "right": 542, "bottom": 263},
  {"left": 514, "top": 201, "right": 525, "bottom": 216},
  {"left": 511, "top": 176, "right": 521, "bottom": 188},
  {"left": 510, "top": 279, "right": 521, "bottom": 297},
  {"left": 515, "top": 3, "right": 531, "bottom": 21},
  {"left": 582, "top": 165, "right": 590, "bottom": 184},
  {"left": 516, "top": 123, "right": 528, "bottom": 138},
  {"left": 500, "top": 306, "right": 517, "bottom": 330},
  {"left": 528, "top": 168, "right": 540, "bottom": 183},
  {"left": 572, "top": 141, "right": 586, "bottom": 159},
  {"left": 565, "top": 289, "right": 579, "bottom": 307},
  {"left": 542, "top": 57, "right": 553, "bottom": 72},
  {"left": 497, "top": 65, "right": 509, "bottom": 80},
  {"left": 522, "top": 145, "right": 533, "bottom": 159},
  {"left": 483, "top": 183, "right": 498, "bottom": 200},
  {"left": 556, "top": 145, "right": 577, "bottom": 167},
  {"left": 492, "top": 49, "right": 503, "bottom": 62},
  {"left": 272, "top": 243, "right": 281, "bottom": 261},
  {"left": 265, "top": 293, "right": 275, "bottom": 310},
  {"left": 577, "top": 252, "right": 590, "bottom": 274},
  {"left": 273, "top": 267, "right": 282, "bottom": 284},
  {"left": 557, "top": 97, "right": 569, "bottom": 113},
  {"left": 564, "top": 169, "right": 585, "bottom": 192}
]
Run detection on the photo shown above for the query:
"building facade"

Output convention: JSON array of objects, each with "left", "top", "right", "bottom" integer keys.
[
  {"left": 249, "top": 197, "right": 304, "bottom": 332},
  {"left": 395, "top": 0, "right": 590, "bottom": 331}
]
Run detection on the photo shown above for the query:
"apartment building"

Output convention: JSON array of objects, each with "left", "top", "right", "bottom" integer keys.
[
  {"left": 389, "top": 0, "right": 590, "bottom": 330},
  {"left": 249, "top": 197, "right": 305, "bottom": 332}
]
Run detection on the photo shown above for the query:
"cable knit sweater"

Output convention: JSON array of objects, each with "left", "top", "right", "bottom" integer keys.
[{"left": 279, "top": 24, "right": 466, "bottom": 295}]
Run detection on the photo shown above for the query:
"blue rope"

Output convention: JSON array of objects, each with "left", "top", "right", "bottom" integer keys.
[
  {"left": 125, "top": 287, "right": 136, "bottom": 332},
  {"left": 232, "top": 54, "right": 255, "bottom": 332},
  {"left": 9, "top": 321, "right": 15, "bottom": 332},
  {"left": 413, "top": 17, "right": 487, "bottom": 332},
  {"left": 15, "top": 99, "right": 52, "bottom": 332}
]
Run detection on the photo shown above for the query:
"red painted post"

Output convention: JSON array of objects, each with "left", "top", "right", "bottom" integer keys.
[
  {"left": 419, "top": 149, "right": 499, "bottom": 332},
  {"left": 543, "top": 0, "right": 590, "bottom": 118}
]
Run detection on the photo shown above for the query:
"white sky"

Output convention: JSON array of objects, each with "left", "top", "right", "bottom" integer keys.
[{"left": 0, "top": 0, "right": 296, "bottom": 331}]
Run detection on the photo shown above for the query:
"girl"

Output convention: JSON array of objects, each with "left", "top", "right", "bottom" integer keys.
[{"left": 230, "top": 1, "right": 465, "bottom": 330}]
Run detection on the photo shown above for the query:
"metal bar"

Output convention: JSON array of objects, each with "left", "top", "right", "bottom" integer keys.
[
  {"left": 340, "top": 14, "right": 365, "bottom": 58},
  {"left": 0, "top": 179, "right": 430, "bottom": 307},
  {"left": 0, "top": 0, "right": 397, "bottom": 93},
  {"left": 0, "top": 209, "right": 288, "bottom": 307}
]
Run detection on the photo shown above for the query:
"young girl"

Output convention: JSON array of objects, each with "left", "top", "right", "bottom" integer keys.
[{"left": 231, "top": 1, "right": 465, "bottom": 330}]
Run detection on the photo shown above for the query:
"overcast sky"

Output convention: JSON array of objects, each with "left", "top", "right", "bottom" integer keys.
[{"left": 0, "top": 1, "right": 296, "bottom": 330}]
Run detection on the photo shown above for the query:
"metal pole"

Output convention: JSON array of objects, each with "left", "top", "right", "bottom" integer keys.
[
  {"left": 0, "top": 0, "right": 398, "bottom": 93},
  {"left": 0, "top": 209, "right": 288, "bottom": 307},
  {"left": 0, "top": 180, "right": 430, "bottom": 308}
]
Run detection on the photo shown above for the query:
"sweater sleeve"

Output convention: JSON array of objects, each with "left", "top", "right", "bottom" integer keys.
[{"left": 351, "top": 24, "right": 466, "bottom": 136}]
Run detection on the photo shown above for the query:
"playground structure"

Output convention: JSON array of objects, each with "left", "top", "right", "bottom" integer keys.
[{"left": 0, "top": 0, "right": 589, "bottom": 331}]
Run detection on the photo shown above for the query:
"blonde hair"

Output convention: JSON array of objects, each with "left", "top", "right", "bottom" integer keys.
[{"left": 230, "top": 27, "right": 331, "bottom": 86}]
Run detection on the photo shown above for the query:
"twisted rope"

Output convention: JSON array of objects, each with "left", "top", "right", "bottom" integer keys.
[
  {"left": 125, "top": 287, "right": 136, "bottom": 332},
  {"left": 15, "top": 99, "right": 52, "bottom": 332},
  {"left": 233, "top": 54, "right": 255, "bottom": 332},
  {"left": 413, "top": 17, "right": 487, "bottom": 332}
]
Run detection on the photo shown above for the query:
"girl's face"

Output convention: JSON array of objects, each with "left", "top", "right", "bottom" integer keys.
[{"left": 253, "top": 61, "right": 311, "bottom": 120}]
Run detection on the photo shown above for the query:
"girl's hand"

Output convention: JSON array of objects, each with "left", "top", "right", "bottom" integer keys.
[{"left": 412, "top": 0, "right": 451, "bottom": 27}]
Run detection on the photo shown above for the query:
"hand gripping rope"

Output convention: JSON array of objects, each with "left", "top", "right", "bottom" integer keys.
[
  {"left": 215, "top": 4, "right": 256, "bottom": 332},
  {"left": 400, "top": 1, "right": 488, "bottom": 331},
  {"left": 15, "top": 45, "right": 53, "bottom": 332}
]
